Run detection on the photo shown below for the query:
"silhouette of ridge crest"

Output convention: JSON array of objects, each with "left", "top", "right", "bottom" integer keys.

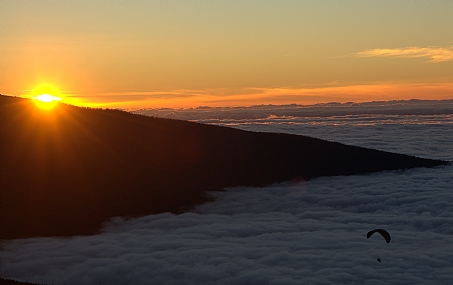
[{"left": 0, "top": 95, "right": 448, "bottom": 240}]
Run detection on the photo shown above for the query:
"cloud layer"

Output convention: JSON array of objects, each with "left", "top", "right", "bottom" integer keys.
[
  {"left": 1, "top": 107, "right": 452, "bottom": 285},
  {"left": 354, "top": 46, "right": 453, "bottom": 62},
  {"left": 214, "top": 113, "right": 453, "bottom": 162},
  {"left": 133, "top": 99, "right": 453, "bottom": 122}
]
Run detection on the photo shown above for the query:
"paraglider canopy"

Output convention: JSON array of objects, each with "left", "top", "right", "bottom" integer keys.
[{"left": 367, "top": 229, "right": 391, "bottom": 243}]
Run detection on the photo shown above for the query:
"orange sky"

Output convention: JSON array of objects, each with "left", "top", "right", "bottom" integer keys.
[{"left": 1, "top": 1, "right": 453, "bottom": 109}]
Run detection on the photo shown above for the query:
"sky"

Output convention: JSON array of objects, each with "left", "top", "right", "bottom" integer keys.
[
  {"left": 1, "top": 0, "right": 453, "bottom": 108},
  {"left": 1, "top": 107, "right": 452, "bottom": 285}
]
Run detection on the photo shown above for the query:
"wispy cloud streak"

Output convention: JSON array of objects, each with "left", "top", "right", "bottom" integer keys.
[{"left": 355, "top": 46, "right": 453, "bottom": 62}]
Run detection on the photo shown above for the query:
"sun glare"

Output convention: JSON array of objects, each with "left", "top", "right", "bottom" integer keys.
[
  {"left": 30, "top": 84, "right": 63, "bottom": 109},
  {"left": 36, "top": 94, "right": 61, "bottom": 103}
]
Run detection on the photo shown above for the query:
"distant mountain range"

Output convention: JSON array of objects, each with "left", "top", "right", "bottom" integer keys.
[
  {"left": 132, "top": 99, "right": 453, "bottom": 121},
  {"left": 0, "top": 95, "right": 448, "bottom": 240}
]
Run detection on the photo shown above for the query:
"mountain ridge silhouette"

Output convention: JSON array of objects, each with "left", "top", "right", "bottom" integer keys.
[
  {"left": 0, "top": 278, "right": 46, "bottom": 285},
  {"left": 0, "top": 94, "right": 448, "bottom": 240}
]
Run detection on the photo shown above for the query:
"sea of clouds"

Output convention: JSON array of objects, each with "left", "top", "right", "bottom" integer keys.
[
  {"left": 1, "top": 100, "right": 452, "bottom": 285},
  {"left": 132, "top": 99, "right": 453, "bottom": 121}
]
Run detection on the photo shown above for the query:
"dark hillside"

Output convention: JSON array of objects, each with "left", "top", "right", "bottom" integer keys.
[
  {"left": 0, "top": 278, "right": 45, "bottom": 285},
  {"left": 0, "top": 95, "right": 448, "bottom": 239}
]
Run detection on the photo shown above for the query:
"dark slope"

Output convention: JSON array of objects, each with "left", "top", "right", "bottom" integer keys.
[
  {"left": 0, "top": 278, "right": 45, "bottom": 285},
  {"left": 0, "top": 95, "right": 447, "bottom": 239}
]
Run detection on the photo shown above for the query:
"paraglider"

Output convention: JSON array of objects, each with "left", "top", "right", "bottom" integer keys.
[
  {"left": 367, "top": 229, "right": 391, "bottom": 243},
  {"left": 367, "top": 229, "right": 391, "bottom": 262}
]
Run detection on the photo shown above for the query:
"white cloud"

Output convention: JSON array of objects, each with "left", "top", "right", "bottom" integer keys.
[
  {"left": 218, "top": 113, "right": 453, "bottom": 162},
  {"left": 354, "top": 46, "right": 453, "bottom": 62}
]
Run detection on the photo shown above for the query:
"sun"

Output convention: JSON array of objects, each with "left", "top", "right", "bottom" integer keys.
[
  {"left": 36, "top": 94, "right": 61, "bottom": 102},
  {"left": 30, "top": 84, "right": 62, "bottom": 109}
]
